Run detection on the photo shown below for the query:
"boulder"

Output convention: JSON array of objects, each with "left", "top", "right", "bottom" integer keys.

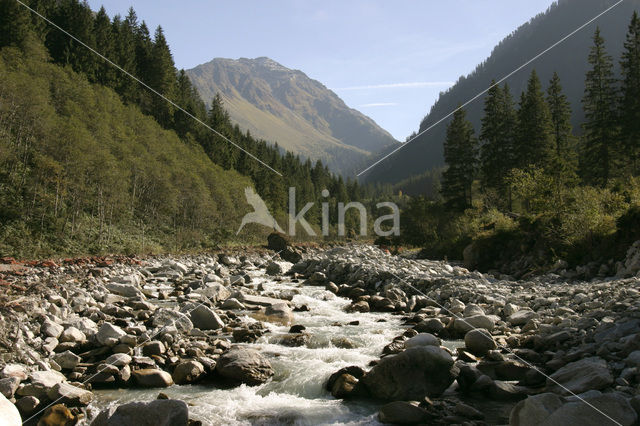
[
  {"left": 262, "top": 303, "right": 294, "bottom": 325},
  {"left": 41, "top": 319, "right": 64, "bottom": 339},
  {"left": 105, "top": 353, "right": 132, "bottom": 367},
  {"left": 196, "top": 283, "right": 231, "bottom": 304},
  {"left": 189, "top": 305, "right": 224, "bottom": 330},
  {"left": 37, "top": 404, "right": 74, "bottom": 426},
  {"left": 0, "top": 377, "right": 20, "bottom": 399},
  {"left": 378, "top": 401, "right": 430, "bottom": 424},
  {"left": 1, "top": 365, "right": 27, "bottom": 381},
  {"left": 46, "top": 382, "right": 93, "bottom": 406},
  {"left": 0, "top": 393, "right": 20, "bottom": 426},
  {"left": 142, "top": 341, "right": 165, "bottom": 356},
  {"left": 265, "top": 262, "right": 282, "bottom": 276},
  {"left": 105, "top": 282, "right": 144, "bottom": 299},
  {"left": 510, "top": 391, "right": 637, "bottom": 426},
  {"left": 215, "top": 348, "right": 274, "bottom": 386},
  {"left": 91, "top": 399, "right": 188, "bottom": 426},
  {"left": 361, "top": 346, "right": 458, "bottom": 400},
  {"left": 52, "top": 351, "right": 81, "bottom": 370},
  {"left": 453, "top": 315, "right": 495, "bottom": 335},
  {"left": 59, "top": 327, "right": 86, "bottom": 344},
  {"left": 132, "top": 369, "right": 173, "bottom": 388},
  {"left": 405, "top": 333, "right": 440, "bottom": 348},
  {"left": 172, "top": 361, "right": 204, "bottom": 385},
  {"left": 18, "top": 370, "right": 66, "bottom": 399},
  {"left": 464, "top": 329, "right": 497, "bottom": 356},
  {"left": 14, "top": 396, "right": 38, "bottom": 417},
  {"left": 330, "top": 373, "right": 359, "bottom": 399},
  {"left": 267, "top": 232, "right": 289, "bottom": 251},
  {"left": 281, "top": 247, "right": 302, "bottom": 264},
  {"left": 152, "top": 309, "right": 193, "bottom": 334},
  {"left": 221, "top": 298, "right": 245, "bottom": 310},
  {"left": 96, "top": 323, "right": 126, "bottom": 346},
  {"left": 546, "top": 357, "right": 613, "bottom": 395},
  {"left": 508, "top": 310, "right": 539, "bottom": 326}
]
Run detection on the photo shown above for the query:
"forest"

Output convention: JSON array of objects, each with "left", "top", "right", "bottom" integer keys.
[
  {"left": 401, "top": 13, "right": 640, "bottom": 275},
  {"left": 0, "top": 0, "right": 393, "bottom": 257}
]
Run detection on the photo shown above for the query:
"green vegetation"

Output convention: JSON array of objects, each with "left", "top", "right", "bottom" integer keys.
[
  {"left": 404, "top": 17, "right": 640, "bottom": 274},
  {"left": 0, "top": 0, "right": 389, "bottom": 258}
]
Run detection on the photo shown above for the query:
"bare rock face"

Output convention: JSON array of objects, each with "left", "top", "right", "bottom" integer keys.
[
  {"left": 361, "top": 346, "right": 458, "bottom": 401},
  {"left": 215, "top": 348, "right": 274, "bottom": 386}
]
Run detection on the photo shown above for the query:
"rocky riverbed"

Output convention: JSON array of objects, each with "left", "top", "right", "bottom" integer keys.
[{"left": 1, "top": 240, "right": 640, "bottom": 425}]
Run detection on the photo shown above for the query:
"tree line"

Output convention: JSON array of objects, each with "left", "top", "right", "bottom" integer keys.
[
  {"left": 0, "top": 0, "right": 381, "bottom": 223},
  {"left": 441, "top": 13, "right": 640, "bottom": 212}
]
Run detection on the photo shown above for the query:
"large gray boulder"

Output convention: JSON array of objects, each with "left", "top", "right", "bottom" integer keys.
[
  {"left": 464, "top": 329, "right": 496, "bottom": 356},
  {"left": 361, "top": 346, "right": 458, "bottom": 400},
  {"left": 172, "top": 360, "right": 205, "bottom": 385},
  {"left": 91, "top": 399, "right": 188, "bottom": 426},
  {"left": 215, "top": 348, "right": 274, "bottom": 386},
  {"left": 189, "top": 305, "right": 224, "bottom": 330},
  {"left": 510, "top": 391, "right": 636, "bottom": 426},
  {"left": 546, "top": 357, "right": 613, "bottom": 395},
  {"left": 453, "top": 315, "right": 495, "bottom": 334}
]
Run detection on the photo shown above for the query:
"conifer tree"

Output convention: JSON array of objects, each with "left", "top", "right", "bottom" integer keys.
[
  {"left": 148, "top": 26, "right": 176, "bottom": 127},
  {"left": 581, "top": 28, "right": 618, "bottom": 187},
  {"left": 479, "top": 82, "right": 516, "bottom": 207},
  {"left": 0, "top": 0, "right": 31, "bottom": 48},
  {"left": 515, "top": 70, "right": 555, "bottom": 171},
  {"left": 546, "top": 72, "right": 577, "bottom": 183},
  {"left": 442, "top": 108, "right": 477, "bottom": 210},
  {"left": 620, "top": 12, "right": 640, "bottom": 175},
  {"left": 94, "top": 7, "right": 116, "bottom": 87}
]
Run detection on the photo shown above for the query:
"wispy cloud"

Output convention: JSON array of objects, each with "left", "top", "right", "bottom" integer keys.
[
  {"left": 359, "top": 102, "right": 398, "bottom": 107},
  {"left": 334, "top": 81, "right": 454, "bottom": 91}
]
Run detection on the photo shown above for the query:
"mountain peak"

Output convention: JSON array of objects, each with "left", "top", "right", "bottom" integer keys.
[{"left": 186, "top": 58, "right": 398, "bottom": 175}]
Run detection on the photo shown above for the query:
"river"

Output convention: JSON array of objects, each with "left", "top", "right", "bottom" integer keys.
[{"left": 90, "top": 270, "right": 409, "bottom": 425}]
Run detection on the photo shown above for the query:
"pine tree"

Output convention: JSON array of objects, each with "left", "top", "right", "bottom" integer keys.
[
  {"left": 148, "top": 26, "right": 176, "bottom": 127},
  {"left": 515, "top": 70, "right": 555, "bottom": 171},
  {"left": 479, "top": 82, "right": 517, "bottom": 207},
  {"left": 581, "top": 28, "right": 618, "bottom": 187},
  {"left": 94, "top": 6, "right": 116, "bottom": 87},
  {"left": 0, "top": 0, "right": 31, "bottom": 48},
  {"left": 441, "top": 107, "right": 477, "bottom": 210},
  {"left": 546, "top": 72, "right": 577, "bottom": 183},
  {"left": 620, "top": 12, "right": 640, "bottom": 175}
]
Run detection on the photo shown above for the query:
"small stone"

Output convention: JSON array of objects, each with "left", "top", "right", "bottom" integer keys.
[
  {"left": 52, "top": 351, "right": 81, "bottom": 370},
  {"left": 59, "top": 327, "right": 86, "bottom": 343},
  {"left": 132, "top": 369, "right": 174, "bottom": 388},
  {"left": 464, "top": 329, "right": 496, "bottom": 356},
  {"left": 172, "top": 361, "right": 204, "bottom": 385},
  {"left": 41, "top": 319, "right": 64, "bottom": 339}
]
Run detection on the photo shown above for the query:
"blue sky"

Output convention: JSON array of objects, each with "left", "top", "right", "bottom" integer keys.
[{"left": 86, "top": 1, "right": 558, "bottom": 141}]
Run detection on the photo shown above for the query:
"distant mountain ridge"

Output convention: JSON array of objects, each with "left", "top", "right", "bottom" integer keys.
[
  {"left": 186, "top": 57, "right": 399, "bottom": 175},
  {"left": 363, "top": 0, "right": 640, "bottom": 184}
]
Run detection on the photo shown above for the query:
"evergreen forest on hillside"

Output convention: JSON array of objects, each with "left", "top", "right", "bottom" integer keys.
[
  {"left": 0, "top": 0, "right": 392, "bottom": 257},
  {"left": 402, "top": 13, "right": 640, "bottom": 275}
]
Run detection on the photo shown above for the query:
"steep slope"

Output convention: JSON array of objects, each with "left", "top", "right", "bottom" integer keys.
[
  {"left": 363, "top": 0, "right": 639, "bottom": 184},
  {"left": 186, "top": 57, "right": 399, "bottom": 175},
  {"left": 0, "top": 42, "right": 253, "bottom": 257}
]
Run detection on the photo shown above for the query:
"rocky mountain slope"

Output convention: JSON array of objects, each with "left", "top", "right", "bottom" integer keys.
[{"left": 186, "top": 57, "right": 399, "bottom": 175}]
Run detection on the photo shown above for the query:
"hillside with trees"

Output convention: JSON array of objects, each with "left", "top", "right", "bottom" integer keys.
[
  {"left": 364, "top": 0, "right": 640, "bottom": 185},
  {"left": 402, "top": 14, "right": 640, "bottom": 275},
  {"left": 0, "top": 0, "right": 389, "bottom": 257}
]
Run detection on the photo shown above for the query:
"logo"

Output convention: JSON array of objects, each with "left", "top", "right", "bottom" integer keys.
[
  {"left": 236, "top": 187, "right": 284, "bottom": 235},
  {"left": 237, "top": 187, "right": 399, "bottom": 237}
]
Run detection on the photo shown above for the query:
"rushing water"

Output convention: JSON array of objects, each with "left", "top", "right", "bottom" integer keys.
[{"left": 91, "top": 275, "right": 409, "bottom": 425}]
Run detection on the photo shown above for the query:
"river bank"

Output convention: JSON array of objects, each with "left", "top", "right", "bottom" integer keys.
[{"left": 0, "top": 242, "right": 639, "bottom": 425}]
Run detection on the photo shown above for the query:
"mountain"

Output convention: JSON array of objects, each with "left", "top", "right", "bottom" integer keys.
[
  {"left": 186, "top": 57, "right": 399, "bottom": 175},
  {"left": 363, "top": 0, "right": 640, "bottom": 185}
]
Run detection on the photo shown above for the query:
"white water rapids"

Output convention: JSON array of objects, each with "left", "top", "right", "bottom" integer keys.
[{"left": 90, "top": 274, "right": 410, "bottom": 425}]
